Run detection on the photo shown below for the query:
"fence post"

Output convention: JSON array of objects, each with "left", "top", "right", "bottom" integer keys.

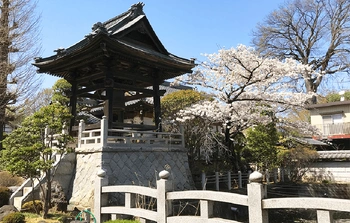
[
  {"left": 157, "top": 170, "right": 173, "bottom": 223},
  {"left": 266, "top": 169, "right": 270, "bottom": 185},
  {"left": 201, "top": 172, "right": 206, "bottom": 190},
  {"left": 200, "top": 200, "right": 214, "bottom": 219},
  {"left": 78, "top": 119, "right": 85, "bottom": 148},
  {"left": 247, "top": 171, "right": 268, "bottom": 223},
  {"left": 281, "top": 168, "right": 285, "bottom": 182},
  {"left": 101, "top": 116, "right": 108, "bottom": 147},
  {"left": 94, "top": 169, "right": 109, "bottom": 223},
  {"left": 227, "top": 171, "right": 231, "bottom": 190},
  {"left": 317, "top": 210, "right": 334, "bottom": 223},
  {"left": 215, "top": 172, "right": 219, "bottom": 191},
  {"left": 180, "top": 125, "right": 185, "bottom": 148},
  {"left": 238, "top": 171, "right": 242, "bottom": 189},
  {"left": 273, "top": 168, "right": 278, "bottom": 183}
]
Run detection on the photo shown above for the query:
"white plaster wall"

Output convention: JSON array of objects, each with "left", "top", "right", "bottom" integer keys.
[
  {"left": 305, "top": 161, "right": 350, "bottom": 183},
  {"left": 310, "top": 104, "right": 350, "bottom": 126}
]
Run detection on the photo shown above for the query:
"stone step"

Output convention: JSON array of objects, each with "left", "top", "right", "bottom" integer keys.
[
  {"left": 13, "top": 196, "right": 22, "bottom": 210},
  {"left": 23, "top": 187, "right": 32, "bottom": 195}
]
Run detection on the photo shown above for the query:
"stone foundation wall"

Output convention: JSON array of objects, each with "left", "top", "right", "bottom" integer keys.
[
  {"left": 67, "top": 151, "right": 102, "bottom": 210},
  {"left": 67, "top": 145, "right": 193, "bottom": 210}
]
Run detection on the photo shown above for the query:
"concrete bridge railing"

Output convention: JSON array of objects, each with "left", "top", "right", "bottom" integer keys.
[{"left": 94, "top": 170, "right": 350, "bottom": 223}]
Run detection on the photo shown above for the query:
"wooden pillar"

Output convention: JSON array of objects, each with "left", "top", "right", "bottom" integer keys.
[
  {"left": 69, "top": 78, "right": 77, "bottom": 133},
  {"left": 104, "top": 62, "right": 114, "bottom": 129},
  {"left": 153, "top": 79, "right": 162, "bottom": 132}
]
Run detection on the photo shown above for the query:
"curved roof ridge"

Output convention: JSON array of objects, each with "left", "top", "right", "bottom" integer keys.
[{"left": 103, "top": 2, "right": 145, "bottom": 29}]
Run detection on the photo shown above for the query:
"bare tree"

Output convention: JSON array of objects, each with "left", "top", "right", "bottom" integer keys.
[
  {"left": 0, "top": 0, "right": 41, "bottom": 147},
  {"left": 252, "top": 0, "right": 350, "bottom": 102}
]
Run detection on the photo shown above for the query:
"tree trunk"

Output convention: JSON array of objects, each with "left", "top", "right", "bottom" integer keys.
[
  {"left": 225, "top": 126, "right": 240, "bottom": 172},
  {"left": 0, "top": 0, "right": 10, "bottom": 150},
  {"left": 42, "top": 171, "right": 51, "bottom": 218}
]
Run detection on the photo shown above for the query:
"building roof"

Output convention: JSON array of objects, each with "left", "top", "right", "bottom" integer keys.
[
  {"left": 295, "top": 137, "right": 329, "bottom": 146},
  {"left": 33, "top": 2, "right": 195, "bottom": 82},
  {"left": 306, "top": 100, "right": 350, "bottom": 109},
  {"left": 318, "top": 150, "right": 350, "bottom": 159}
]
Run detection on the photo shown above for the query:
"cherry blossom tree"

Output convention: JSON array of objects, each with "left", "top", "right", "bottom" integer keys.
[{"left": 175, "top": 45, "right": 319, "bottom": 170}]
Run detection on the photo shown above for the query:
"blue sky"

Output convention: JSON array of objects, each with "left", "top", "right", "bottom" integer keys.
[{"left": 36, "top": 0, "right": 285, "bottom": 88}]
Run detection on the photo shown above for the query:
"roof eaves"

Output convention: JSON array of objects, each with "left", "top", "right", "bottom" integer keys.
[{"left": 306, "top": 100, "right": 350, "bottom": 109}]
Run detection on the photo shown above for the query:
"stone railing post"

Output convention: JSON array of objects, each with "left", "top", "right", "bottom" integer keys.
[
  {"left": 157, "top": 170, "right": 173, "bottom": 223},
  {"left": 62, "top": 122, "right": 68, "bottom": 135},
  {"left": 317, "top": 210, "right": 334, "bottom": 223},
  {"left": 77, "top": 119, "right": 85, "bottom": 148},
  {"left": 200, "top": 199, "right": 213, "bottom": 220},
  {"left": 101, "top": 116, "right": 108, "bottom": 147},
  {"left": 247, "top": 171, "right": 268, "bottom": 223},
  {"left": 94, "top": 169, "right": 109, "bottom": 223}
]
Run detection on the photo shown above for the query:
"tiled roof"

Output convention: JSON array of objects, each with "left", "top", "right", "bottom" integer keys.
[
  {"left": 318, "top": 150, "right": 350, "bottom": 159},
  {"left": 294, "top": 137, "right": 329, "bottom": 146},
  {"left": 33, "top": 2, "right": 195, "bottom": 80},
  {"left": 77, "top": 111, "right": 101, "bottom": 124}
]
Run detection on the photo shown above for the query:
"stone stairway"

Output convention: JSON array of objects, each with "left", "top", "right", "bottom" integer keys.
[
  {"left": 10, "top": 152, "right": 75, "bottom": 210},
  {"left": 12, "top": 178, "right": 40, "bottom": 210}
]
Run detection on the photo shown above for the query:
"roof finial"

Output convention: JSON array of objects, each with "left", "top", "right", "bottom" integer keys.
[
  {"left": 130, "top": 2, "right": 145, "bottom": 18},
  {"left": 90, "top": 22, "right": 108, "bottom": 36}
]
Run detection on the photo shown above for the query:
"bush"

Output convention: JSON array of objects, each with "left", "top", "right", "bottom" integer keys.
[
  {"left": 2, "top": 212, "right": 25, "bottom": 223},
  {"left": 21, "top": 200, "right": 43, "bottom": 213},
  {"left": 326, "top": 93, "right": 341, "bottom": 102},
  {"left": 0, "top": 186, "right": 11, "bottom": 207},
  {"left": 0, "top": 171, "right": 23, "bottom": 187}
]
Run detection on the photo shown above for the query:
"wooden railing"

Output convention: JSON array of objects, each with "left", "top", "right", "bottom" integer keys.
[
  {"left": 94, "top": 170, "right": 350, "bottom": 223},
  {"left": 77, "top": 116, "right": 184, "bottom": 149},
  {"left": 314, "top": 122, "right": 350, "bottom": 136}
]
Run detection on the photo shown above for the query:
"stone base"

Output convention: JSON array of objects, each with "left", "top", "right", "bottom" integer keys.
[{"left": 67, "top": 145, "right": 194, "bottom": 211}]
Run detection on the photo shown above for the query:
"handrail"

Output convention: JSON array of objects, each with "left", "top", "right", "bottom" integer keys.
[
  {"left": 263, "top": 197, "right": 350, "bottom": 212},
  {"left": 95, "top": 171, "right": 350, "bottom": 223}
]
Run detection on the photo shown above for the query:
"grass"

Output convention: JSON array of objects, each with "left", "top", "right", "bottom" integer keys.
[
  {"left": 21, "top": 212, "right": 72, "bottom": 223},
  {"left": 0, "top": 212, "right": 141, "bottom": 223}
]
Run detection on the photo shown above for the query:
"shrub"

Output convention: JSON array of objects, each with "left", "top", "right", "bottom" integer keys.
[
  {"left": 326, "top": 93, "right": 341, "bottom": 102},
  {"left": 2, "top": 212, "right": 25, "bottom": 223},
  {"left": 0, "top": 171, "right": 23, "bottom": 187},
  {"left": 21, "top": 200, "right": 43, "bottom": 213},
  {"left": 0, "top": 186, "right": 11, "bottom": 207}
]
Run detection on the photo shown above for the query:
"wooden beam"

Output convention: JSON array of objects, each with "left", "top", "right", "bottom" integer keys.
[
  {"left": 76, "top": 82, "right": 160, "bottom": 96},
  {"left": 112, "top": 122, "right": 156, "bottom": 131},
  {"left": 124, "top": 90, "right": 166, "bottom": 102}
]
